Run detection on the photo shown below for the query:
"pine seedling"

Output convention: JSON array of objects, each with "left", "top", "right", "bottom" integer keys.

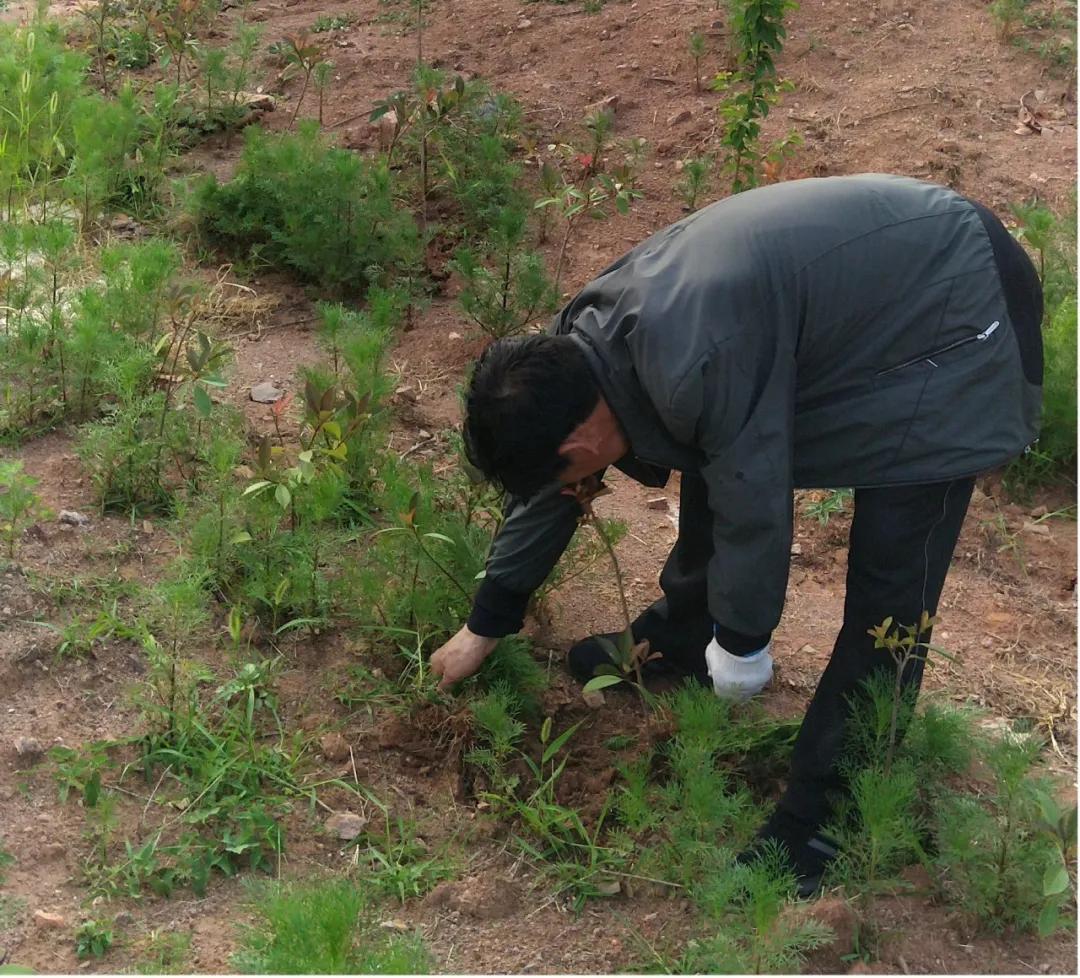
[
  {"left": 0, "top": 460, "right": 49, "bottom": 558},
  {"left": 676, "top": 155, "right": 713, "bottom": 211},
  {"left": 689, "top": 30, "right": 708, "bottom": 91}
]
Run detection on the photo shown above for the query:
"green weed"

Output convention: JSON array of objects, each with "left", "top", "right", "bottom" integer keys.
[
  {"left": 353, "top": 816, "right": 455, "bottom": 904},
  {"left": 802, "top": 488, "right": 853, "bottom": 526},
  {"left": 74, "top": 919, "right": 114, "bottom": 960}
]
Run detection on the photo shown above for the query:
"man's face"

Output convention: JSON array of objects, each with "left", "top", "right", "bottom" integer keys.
[{"left": 556, "top": 397, "right": 629, "bottom": 486}]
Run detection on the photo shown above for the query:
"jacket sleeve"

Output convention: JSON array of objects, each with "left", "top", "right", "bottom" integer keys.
[
  {"left": 669, "top": 335, "right": 795, "bottom": 639},
  {"left": 467, "top": 483, "right": 583, "bottom": 637}
]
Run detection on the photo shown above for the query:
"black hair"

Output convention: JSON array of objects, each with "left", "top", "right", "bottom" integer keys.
[{"left": 463, "top": 334, "right": 600, "bottom": 498}]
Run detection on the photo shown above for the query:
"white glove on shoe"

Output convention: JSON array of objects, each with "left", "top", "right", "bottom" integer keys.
[{"left": 705, "top": 638, "right": 773, "bottom": 702}]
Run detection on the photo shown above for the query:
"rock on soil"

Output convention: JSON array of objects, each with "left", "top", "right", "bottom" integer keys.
[
  {"left": 324, "top": 812, "right": 368, "bottom": 840},
  {"left": 250, "top": 382, "right": 284, "bottom": 403},
  {"left": 422, "top": 876, "right": 520, "bottom": 920},
  {"left": 57, "top": 510, "right": 90, "bottom": 527},
  {"left": 13, "top": 736, "right": 44, "bottom": 761},
  {"left": 785, "top": 895, "right": 858, "bottom": 972},
  {"left": 32, "top": 910, "right": 66, "bottom": 929},
  {"left": 320, "top": 732, "right": 350, "bottom": 762}
]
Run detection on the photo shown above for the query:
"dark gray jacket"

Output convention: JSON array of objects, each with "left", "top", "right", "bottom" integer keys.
[{"left": 467, "top": 175, "right": 1042, "bottom": 640}]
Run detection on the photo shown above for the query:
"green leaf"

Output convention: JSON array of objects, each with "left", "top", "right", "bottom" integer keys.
[
  {"left": 542, "top": 719, "right": 583, "bottom": 765},
  {"left": 1043, "top": 864, "right": 1069, "bottom": 896},
  {"left": 274, "top": 484, "right": 292, "bottom": 509},
  {"left": 583, "top": 674, "right": 625, "bottom": 693},
  {"left": 230, "top": 531, "right": 252, "bottom": 545},
  {"left": 1037, "top": 899, "right": 1061, "bottom": 937},
  {"left": 423, "top": 532, "right": 455, "bottom": 545},
  {"left": 84, "top": 771, "right": 101, "bottom": 808},
  {"left": 243, "top": 480, "right": 273, "bottom": 496},
  {"left": 193, "top": 384, "right": 212, "bottom": 418}
]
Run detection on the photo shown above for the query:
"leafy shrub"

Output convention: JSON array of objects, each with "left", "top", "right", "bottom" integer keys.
[{"left": 191, "top": 123, "right": 421, "bottom": 296}]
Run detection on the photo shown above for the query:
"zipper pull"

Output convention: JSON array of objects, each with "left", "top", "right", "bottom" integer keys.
[{"left": 976, "top": 320, "right": 1000, "bottom": 341}]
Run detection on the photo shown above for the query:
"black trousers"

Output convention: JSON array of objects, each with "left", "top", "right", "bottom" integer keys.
[{"left": 632, "top": 473, "right": 976, "bottom": 827}]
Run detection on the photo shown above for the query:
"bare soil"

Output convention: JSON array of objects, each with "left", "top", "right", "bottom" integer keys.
[{"left": 1, "top": 0, "right": 1077, "bottom": 974}]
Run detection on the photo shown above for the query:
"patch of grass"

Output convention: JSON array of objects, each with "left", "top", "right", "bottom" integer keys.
[
  {"left": 354, "top": 816, "right": 455, "bottom": 904},
  {"left": 133, "top": 929, "right": 193, "bottom": 974},
  {"left": 232, "top": 878, "right": 431, "bottom": 974},
  {"left": 312, "top": 13, "right": 356, "bottom": 33}
]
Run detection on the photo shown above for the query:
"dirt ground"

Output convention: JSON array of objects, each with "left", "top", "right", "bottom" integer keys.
[{"left": 1, "top": 0, "right": 1077, "bottom": 974}]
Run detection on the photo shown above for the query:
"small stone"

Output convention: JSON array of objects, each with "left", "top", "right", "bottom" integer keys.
[
  {"left": 238, "top": 91, "right": 275, "bottom": 112},
  {"left": 1030, "top": 505, "right": 1049, "bottom": 518},
  {"left": 14, "top": 736, "right": 44, "bottom": 760},
  {"left": 233, "top": 465, "right": 254, "bottom": 480},
  {"left": 673, "top": 159, "right": 685, "bottom": 172},
  {"left": 33, "top": 909, "right": 66, "bottom": 929},
  {"left": 797, "top": 643, "right": 821, "bottom": 657},
  {"left": 516, "top": 18, "right": 532, "bottom": 29},
  {"left": 1023, "top": 521, "right": 1050, "bottom": 536},
  {"left": 320, "top": 732, "right": 350, "bottom": 763},
  {"left": 39, "top": 842, "right": 66, "bottom": 862},
  {"left": 447, "top": 331, "right": 463, "bottom": 341},
  {"left": 379, "top": 919, "right": 411, "bottom": 932},
  {"left": 325, "top": 811, "right": 368, "bottom": 840},
  {"left": 250, "top": 382, "right": 284, "bottom": 404},
  {"left": 790, "top": 542, "right": 803, "bottom": 556},
  {"left": 646, "top": 497, "right": 669, "bottom": 511},
  {"left": 587, "top": 94, "right": 620, "bottom": 115},
  {"left": 938, "top": 138, "right": 961, "bottom": 153},
  {"left": 667, "top": 108, "right": 692, "bottom": 126},
  {"left": 142, "top": 520, "right": 154, "bottom": 535},
  {"left": 583, "top": 689, "right": 606, "bottom": 708},
  {"left": 57, "top": 510, "right": 90, "bottom": 527},
  {"left": 114, "top": 911, "right": 135, "bottom": 928}
]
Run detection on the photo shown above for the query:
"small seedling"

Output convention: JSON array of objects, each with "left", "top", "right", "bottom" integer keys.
[
  {"left": 676, "top": 155, "right": 713, "bottom": 211},
  {"left": 313, "top": 61, "right": 334, "bottom": 126},
  {"left": 689, "top": 30, "right": 708, "bottom": 91},
  {"left": 0, "top": 460, "right": 49, "bottom": 558},
  {"left": 563, "top": 477, "right": 661, "bottom": 703},
  {"left": 867, "top": 611, "right": 954, "bottom": 773}
]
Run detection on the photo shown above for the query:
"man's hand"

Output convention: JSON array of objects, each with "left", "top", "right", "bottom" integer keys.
[{"left": 430, "top": 625, "right": 499, "bottom": 690}]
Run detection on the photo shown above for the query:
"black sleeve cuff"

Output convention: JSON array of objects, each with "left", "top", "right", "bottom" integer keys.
[
  {"left": 713, "top": 622, "right": 772, "bottom": 656},
  {"left": 467, "top": 576, "right": 532, "bottom": 638}
]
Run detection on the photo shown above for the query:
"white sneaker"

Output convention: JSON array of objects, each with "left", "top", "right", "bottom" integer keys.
[{"left": 705, "top": 638, "right": 774, "bottom": 702}]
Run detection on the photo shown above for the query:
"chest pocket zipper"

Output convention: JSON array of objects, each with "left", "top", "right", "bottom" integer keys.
[{"left": 876, "top": 321, "right": 1000, "bottom": 377}]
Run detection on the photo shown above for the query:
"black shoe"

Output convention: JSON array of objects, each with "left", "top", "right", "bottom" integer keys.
[
  {"left": 736, "top": 807, "right": 839, "bottom": 899},
  {"left": 566, "top": 630, "right": 710, "bottom": 687}
]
